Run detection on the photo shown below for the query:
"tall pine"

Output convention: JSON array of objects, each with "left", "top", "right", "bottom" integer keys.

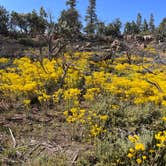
[
  {"left": 66, "top": 0, "right": 76, "bottom": 9},
  {"left": 84, "top": 0, "right": 98, "bottom": 36},
  {"left": 0, "top": 6, "right": 9, "bottom": 35},
  {"left": 149, "top": 13, "right": 155, "bottom": 33},
  {"left": 142, "top": 19, "right": 149, "bottom": 32},
  {"left": 136, "top": 13, "right": 142, "bottom": 33},
  {"left": 58, "top": 0, "right": 82, "bottom": 39}
]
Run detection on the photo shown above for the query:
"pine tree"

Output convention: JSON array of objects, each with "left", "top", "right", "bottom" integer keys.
[
  {"left": 136, "top": 13, "right": 142, "bottom": 32},
  {"left": 124, "top": 22, "right": 132, "bottom": 35},
  {"left": 105, "top": 18, "right": 122, "bottom": 38},
  {"left": 96, "top": 21, "right": 106, "bottom": 37},
  {"left": 84, "top": 0, "right": 98, "bottom": 36},
  {"left": 58, "top": 0, "right": 82, "bottom": 39},
  {"left": 142, "top": 19, "right": 149, "bottom": 32},
  {"left": 131, "top": 21, "right": 139, "bottom": 34},
  {"left": 0, "top": 6, "right": 9, "bottom": 35},
  {"left": 156, "top": 18, "right": 166, "bottom": 42},
  {"left": 66, "top": 0, "right": 76, "bottom": 9},
  {"left": 149, "top": 13, "right": 155, "bottom": 33}
]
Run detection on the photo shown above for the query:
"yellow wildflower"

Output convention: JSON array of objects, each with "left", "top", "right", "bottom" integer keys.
[
  {"left": 128, "top": 135, "right": 139, "bottom": 143},
  {"left": 149, "top": 149, "right": 155, "bottom": 153},
  {"left": 162, "top": 117, "right": 166, "bottom": 121},
  {"left": 129, "top": 148, "right": 135, "bottom": 153},
  {"left": 127, "top": 153, "right": 134, "bottom": 159},
  {"left": 135, "top": 143, "right": 145, "bottom": 151},
  {"left": 142, "top": 155, "right": 147, "bottom": 160},
  {"left": 136, "top": 158, "right": 142, "bottom": 164},
  {"left": 99, "top": 115, "right": 108, "bottom": 121},
  {"left": 63, "top": 111, "right": 68, "bottom": 116},
  {"left": 23, "top": 99, "right": 31, "bottom": 105}
]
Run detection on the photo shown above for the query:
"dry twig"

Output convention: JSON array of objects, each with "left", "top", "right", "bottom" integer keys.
[{"left": 8, "top": 128, "right": 16, "bottom": 148}]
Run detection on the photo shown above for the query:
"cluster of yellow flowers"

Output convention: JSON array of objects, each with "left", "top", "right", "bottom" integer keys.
[
  {"left": 0, "top": 57, "right": 63, "bottom": 103},
  {"left": 83, "top": 88, "right": 100, "bottom": 101},
  {"left": 155, "top": 130, "right": 166, "bottom": 148},
  {"left": 63, "top": 107, "right": 108, "bottom": 137},
  {"left": 0, "top": 57, "right": 9, "bottom": 63},
  {"left": 127, "top": 135, "right": 147, "bottom": 164},
  {"left": 1, "top": 53, "right": 166, "bottom": 106},
  {"left": 64, "top": 108, "right": 86, "bottom": 123},
  {"left": 63, "top": 88, "right": 80, "bottom": 105},
  {"left": 127, "top": 116, "right": 166, "bottom": 165},
  {"left": 0, "top": 52, "right": 166, "bottom": 139}
]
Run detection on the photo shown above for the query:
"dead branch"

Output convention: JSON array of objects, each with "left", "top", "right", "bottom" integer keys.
[
  {"left": 71, "top": 150, "right": 79, "bottom": 165},
  {"left": 8, "top": 128, "right": 16, "bottom": 148},
  {"left": 27, "top": 144, "right": 41, "bottom": 156},
  {"left": 146, "top": 79, "right": 163, "bottom": 93},
  {"left": 39, "top": 60, "right": 48, "bottom": 74},
  {"left": 142, "top": 66, "right": 157, "bottom": 75}
]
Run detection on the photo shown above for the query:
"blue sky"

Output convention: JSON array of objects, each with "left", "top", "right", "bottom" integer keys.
[{"left": 0, "top": 0, "right": 165, "bottom": 27}]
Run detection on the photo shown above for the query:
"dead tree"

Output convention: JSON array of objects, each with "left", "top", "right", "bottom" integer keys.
[{"left": 38, "top": 13, "right": 69, "bottom": 60}]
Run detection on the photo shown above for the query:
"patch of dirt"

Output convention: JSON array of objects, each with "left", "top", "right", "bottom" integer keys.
[{"left": 0, "top": 108, "right": 92, "bottom": 165}]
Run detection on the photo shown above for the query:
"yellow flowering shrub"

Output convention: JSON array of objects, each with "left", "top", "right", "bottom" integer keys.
[
  {"left": 0, "top": 57, "right": 9, "bottom": 63},
  {"left": 0, "top": 52, "right": 166, "bottom": 165},
  {"left": 83, "top": 88, "right": 100, "bottom": 101},
  {"left": 126, "top": 117, "right": 166, "bottom": 165}
]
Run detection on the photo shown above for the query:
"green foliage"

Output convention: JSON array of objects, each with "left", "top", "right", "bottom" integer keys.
[
  {"left": 58, "top": 0, "right": 82, "bottom": 40},
  {"left": 155, "top": 17, "right": 166, "bottom": 42},
  {"left": 124, "top": 13, "right": 156, "bottom": 35},
  {"left": 149, "top": 13, "right": 155, "bottom": 33},
  {"left": 10, "top": 7, "right": 47, "bottom": 36},
  {"left": 96, "top": 21, "right": 106, "bottom": 37},
  {"left": 136, "top": 13, "right": 142, "bottom": 33},
  {"left": 84, "top": 0, "right": 98, "bottom": 35},
  {"left": 105, "top": 18, "right": 122, "bottom": 38},
  {"left": 66, "top": 0, "right": 76, "bottom": 9},
  {"left": 19, "top": 38, "right": 47, "bottom": 47},
  {"left": 142, "top": 19, "right": 149, "bottom": 32},
  {"left": 58, "top": 8, "right": 82, "bottom": 40},
  {"left": 10, "top": 11, "right": 29, "bottom": 34},
  {"left": 124, "top": 21, "right": 139, "bottom": 35},
  {"left": 0, "top": 6, "right": 9, "bottom": 35},
  {"left": 0, "top": 2, "right": 164, "bottom": 41},
  {"left": 27, "top": 9, "right": 48, "bottom": 36}
]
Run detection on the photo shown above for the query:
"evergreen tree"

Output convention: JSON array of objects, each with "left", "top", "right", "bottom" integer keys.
[
  {"left": 159, "top": 18, "right": 166, "bottom": 32},
  {"left": 66, "top": 0, "right": 76, "bottom": 9},
  {"left": 84, "top": 0, "right": 98, "bottom": 36},
  {"left": 156, "top": 18, "right": 166, "bottom": 42},
  {"left": 149, "top": 13, "right": 155, "bottom": 33},
  {"left": 105, "top": 18, "right": 122, "bottom": 38},
  {"left": 38, "top": 7, "right": 48, "bottom": 34},
  {"left": 96, "top": 21, "right": 106, "bottom": 37},
  {"left": 10, "top": 8, "right": 47, "bottom": 36},
  {"left": 124, "top": 22, "right": 132, "bottom": 35},
  {"left": 0, "top": 6, "right": 9, "bottom": 35},
  {"left": 40, "top": 7, "right": 47, "bottom": 18},
  {"left": 142, "top": 19, "right": 149, "bottom": 32},
  {"left": 58, "top": 0, "right": 82, "bottom": 39},
  {"left": 131, "top": 21, "right": 139, "bottom": 34},
  {"left": 124, "top": 21, "right": 139, "bottom": 35},
  {"left": 136, "top": 13, "right": 142, "bottom": 32},
  {"left": 10, "top": 11, "right": 29, "bottom": 34}
]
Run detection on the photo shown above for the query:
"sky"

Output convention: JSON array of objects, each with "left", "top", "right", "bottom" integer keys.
[{"left": 0, "top": 0, "right": 165, "bottom": 27}]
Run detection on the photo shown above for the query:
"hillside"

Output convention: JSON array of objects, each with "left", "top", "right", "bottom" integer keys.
[
  {"left": 0, "top": 0, "right": 166, "bottom": 165},
  {"left": 0, "top": 46, "right": 166, "bottom": 165}
]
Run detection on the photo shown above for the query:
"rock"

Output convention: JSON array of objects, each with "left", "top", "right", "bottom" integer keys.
[
  {"left": 6, "top": 114, "right": 25, "bottom": 122},
  {"left": 143, "top": 35, "right": 154, "bottom": 42}
]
